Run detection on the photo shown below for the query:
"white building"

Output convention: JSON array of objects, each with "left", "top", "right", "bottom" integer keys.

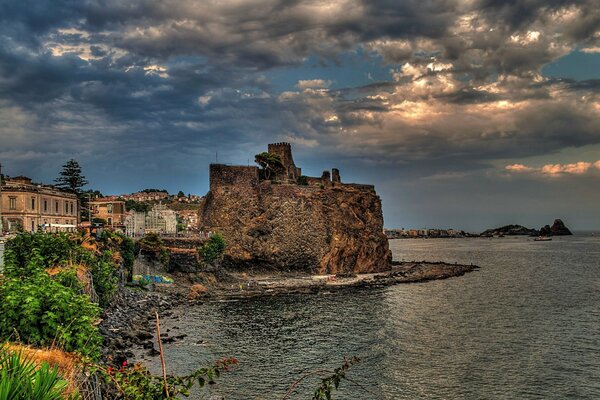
[
  {"left": 145, "top": 204, "right": 177, "bottom": 235},
  {"left": 124, "top": 211, "right": 146, "bottom": 237}
]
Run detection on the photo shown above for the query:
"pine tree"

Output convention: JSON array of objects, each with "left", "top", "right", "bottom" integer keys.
[{"left": 55, "top": 159, "right": 88, "bottom": 194}]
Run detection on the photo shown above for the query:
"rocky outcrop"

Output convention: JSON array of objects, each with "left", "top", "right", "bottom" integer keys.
[
  {"left": 480, "top": 224, "right": 538, "bottom": 236},
  {"left": 199, "top": 181, "right": 391, "bottom": 274},
  {"left": 539, "top": 219, "right": 573, "bottom": 236}
]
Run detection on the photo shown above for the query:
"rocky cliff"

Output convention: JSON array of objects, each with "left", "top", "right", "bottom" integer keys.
[
  {"left": 199, "top": 181, "right": 391, "bottom": 274},
  {"left": 539, "top": 219, "right": 573, "bottom": 236}
]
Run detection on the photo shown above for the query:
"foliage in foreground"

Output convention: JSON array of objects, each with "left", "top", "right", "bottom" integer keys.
[
  {"left": 198, "top": 233, "right": 227, "bottom": 264},
  {"left": 0, "top": 271, "right": 101, "bottom": 358},
  {"left": 0, "top": 232, "right": 131, "bottom": 357},
  {"left": 0, "top": 345, "right": 79, "bottom": 400},
  {"left": 100, "top": 358, "right": 238, "bottom": 399}
]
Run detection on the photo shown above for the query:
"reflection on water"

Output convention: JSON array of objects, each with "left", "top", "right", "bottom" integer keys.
[{"left": 137, "top": 236, "right": 600, "bottom": 399}]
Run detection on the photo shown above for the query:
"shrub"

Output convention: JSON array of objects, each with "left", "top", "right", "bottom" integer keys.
[
  {"left": 138, "top": 233, "right": 169, "bottom": 266},
  {"left": 297, "top": 175, "right": 309, "bottom": 186},
  {"left": 101, "top": 358, "right": 238, "bottom": 399},
  {"left": 0, "top": 273, "right": 102, "bottom": 358},
  {"left": 91, "top": 253, "right": 119, "bottom": 307},
  {"left": 198, "top": 234, "right": 226, "bottom": 264},
  {"left": 0, "top": 345, "right": 79, "bottom": 400}
]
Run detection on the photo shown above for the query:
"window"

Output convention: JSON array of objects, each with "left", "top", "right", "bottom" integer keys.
[
  {"left": 9, "top": 197, "right": 16, "bottom": 210},
  {"left": 107, "top": 204, "right": 113, "bottom": 214},
  {"left": 107, "top": 217, "right": 112, "bottom": 225},
  {"left": 31, "top": 220, "right": 35, "bottom": 232},
  {"left": 44, "top": 199, "right": 48, "bottom": 212},
  {"left": 55, "top": 201, "right": 59, "bottom": 213},
  {"left": 31, "top": 197, "right": 35, "bottom": 210},
  {"left": 70, "top": 202, "right": 73, "bottom": 214},
  {"left": 65, "top": 202, "right": 69, "bottom": 214}
]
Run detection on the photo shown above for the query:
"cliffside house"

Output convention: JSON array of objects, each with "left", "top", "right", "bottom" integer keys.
[
  {"left": 0, "top": 176, "right": 79, "bottom": 233},
  {"left": 121, "top": 191, "right": 169, "bottom": 202},
  {"left": 89, "top": 198, "right": 126, "bottom": 228}
]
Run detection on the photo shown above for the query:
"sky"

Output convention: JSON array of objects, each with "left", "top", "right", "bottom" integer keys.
[{"left": 0, "top": 0, "right": 599, "bottom": 232}]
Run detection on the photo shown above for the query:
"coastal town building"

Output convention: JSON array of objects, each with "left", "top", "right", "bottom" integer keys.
[
  {"left": 89, "top": 198, "right": 126, "bottom": 228},
  {"left": 0, "top": 176, "right": 79, "bottom": 233},
  {"left": 178, "top": 209, "right": 199, "bottom": 231},
  {"left": 124, "top": 210, "right": 146, "bottom": 237},
  {"left": 145, "top": 203, "right": 177, "bottom": 235},
  {"left": 121, "top": 191, "right": 169, "bottom": 202}
]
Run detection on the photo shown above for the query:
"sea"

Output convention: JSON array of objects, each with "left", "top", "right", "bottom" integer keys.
[{"left": 135, "top": 234, "right": 600, "bottom": 399}]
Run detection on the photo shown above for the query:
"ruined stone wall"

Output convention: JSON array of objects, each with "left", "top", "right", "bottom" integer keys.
[
  {"left": 199, "top": 180, "right": 391, "bottom": 274},
  {"left": 209, "top": 164, "right": 259, "bottom": 192}
]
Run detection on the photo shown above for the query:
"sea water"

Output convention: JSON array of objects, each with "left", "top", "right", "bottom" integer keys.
[{"left": 136, "top": 235, "right": 600, "bottom": 399}]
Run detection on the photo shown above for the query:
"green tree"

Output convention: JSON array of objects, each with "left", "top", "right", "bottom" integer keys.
[
  {"left": 177, "top": 190, "right": 185, "bottom": 198},
  {"left": 198, "top": 233, "right": 226, "bottom": 264},
  {"left": 255, "top": 152, "right": 284, "bottom": 180},
  {"left": 54, "top": 160, "right": 88, "bottom": 194}
]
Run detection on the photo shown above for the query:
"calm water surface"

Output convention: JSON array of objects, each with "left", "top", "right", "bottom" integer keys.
[{"left": 138, "top": 236, "right": 600, "bottom": 399}]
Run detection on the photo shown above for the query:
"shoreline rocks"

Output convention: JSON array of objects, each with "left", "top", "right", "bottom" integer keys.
[{"left": 99, "top": 260, "right": 479, "bottom": 364}]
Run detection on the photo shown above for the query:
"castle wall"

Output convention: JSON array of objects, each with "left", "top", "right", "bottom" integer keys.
[{"left": 209, "top": 164, "right": 259, "bottom": 192}]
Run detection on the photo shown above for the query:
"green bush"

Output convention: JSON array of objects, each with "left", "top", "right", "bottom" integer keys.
[
  {"left": 91, "top": 253, "right": 119, "bottom": 307},
  {"left": 138, "top": 233, "right": 169, "bottom": 266},
  {"left": 0, "top": 273, "right": 101, "bottom": 358},
  {"left": 3, "top": 233, "right": 84, "bottom": 279},
  {"left": 0, "top": 345, "right": 78, "bottom": 400},
  {"left": 198, "top": 234, "right": 227, "bottom": 264}
]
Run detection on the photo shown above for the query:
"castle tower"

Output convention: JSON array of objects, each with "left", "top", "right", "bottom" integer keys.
[
  {"left": 267, "top": 142, "right": 302, "bottom": 182},
  {"left": 332, "top": 168, "right": 341, "bottom": 184}
]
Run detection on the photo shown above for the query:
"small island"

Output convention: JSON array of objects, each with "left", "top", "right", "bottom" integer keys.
[{"left": 480, "top": 219, "right": 573, "bottom": 237}]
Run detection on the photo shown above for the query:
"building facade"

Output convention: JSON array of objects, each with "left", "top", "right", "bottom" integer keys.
[
  {"left": 145, "top": 204, "right": 177, "bottom": 235},
  {"left": 89, "top": 198, "right": 126, "bottom": 228},
  {"left": 0, "top": 176, "right": 79, "bottom": 233},
  {"left": 124, "top": 210, "right": 146, "bottom": 237}
]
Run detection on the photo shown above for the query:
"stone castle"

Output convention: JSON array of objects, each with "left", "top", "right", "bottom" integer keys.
[
  {"left": 209, "top": 142, "right": 374, "bottom": 192},
  {"left": 200, "top": 142, "right": 390, "bottom": 274}
]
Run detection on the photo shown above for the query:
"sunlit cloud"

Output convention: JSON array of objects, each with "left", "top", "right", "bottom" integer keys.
[{"left": 505, "top": 160, "right": 600, "bottom": 176}]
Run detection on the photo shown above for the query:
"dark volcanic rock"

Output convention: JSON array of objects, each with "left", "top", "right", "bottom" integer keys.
[
  {"left": 200, "top": 181, "right": 391, "bottom": 274},
  {"left": 539, "top": 219, "right": 573, "bottom": 236},
  {"left": 480, "top": 224, "right": 538, "bottom": 236}
]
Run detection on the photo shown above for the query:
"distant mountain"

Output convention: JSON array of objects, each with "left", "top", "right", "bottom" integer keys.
[
  {"left": 480, "top": 224, "right": 538, "bottom": 236},
  {"left": 539, "top": 219, "right": 573, "bottom": 236}
]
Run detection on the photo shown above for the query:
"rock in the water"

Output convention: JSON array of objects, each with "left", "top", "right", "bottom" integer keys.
[
  {"left": 480, "top": 224, "right": 538, "bottom": 236},
  {"left": 539, "top": 219, "right": 573, "bottom": 236}
]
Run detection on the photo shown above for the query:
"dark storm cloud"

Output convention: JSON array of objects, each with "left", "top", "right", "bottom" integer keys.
[{"left": 0, "top": 0, "right": 598, "bottom": 221}]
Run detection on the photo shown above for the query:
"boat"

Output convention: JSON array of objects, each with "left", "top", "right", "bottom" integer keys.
[{"left": 534, "top": 236, "right": 552, "bottom": 241}]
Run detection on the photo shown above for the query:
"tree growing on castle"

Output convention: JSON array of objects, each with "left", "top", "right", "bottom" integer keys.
[{"left": 255, "top": 152, "right": 284, "bottom": 180}]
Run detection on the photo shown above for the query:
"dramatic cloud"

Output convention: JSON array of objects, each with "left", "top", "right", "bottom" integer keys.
[
  {"left": 506, "top": 160, "right": 600, "bottom": 176},
  {"left": 0, "top": 0, "right": 599, "bottom": 228}
]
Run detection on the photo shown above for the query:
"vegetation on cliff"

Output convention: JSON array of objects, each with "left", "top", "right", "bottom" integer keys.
[
  {"left": 0, "top": 231, "right": 133, "bottom": 357},
  {"left": 255, "top": 152, "right": 284, "bottom": 180},
  {"left": 197, "top": 233, "right": 226, "bottom": 264}
]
